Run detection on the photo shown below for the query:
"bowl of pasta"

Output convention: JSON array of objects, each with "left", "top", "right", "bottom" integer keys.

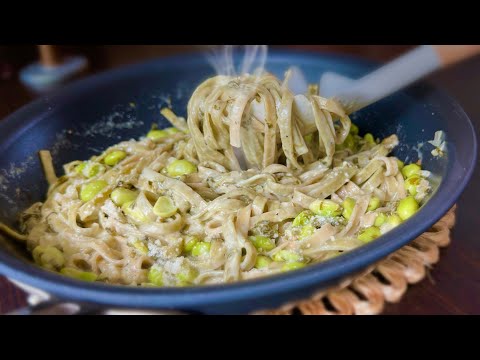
[{"left": 0, "top": 49, "right": 476, "bottom": 314}]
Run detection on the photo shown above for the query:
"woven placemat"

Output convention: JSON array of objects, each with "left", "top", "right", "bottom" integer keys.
[{"left": 255, "top": 206, "right": 456, "bottom": 315}]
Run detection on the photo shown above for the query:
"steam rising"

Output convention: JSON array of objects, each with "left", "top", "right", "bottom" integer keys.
[{"left": 207, "top": 45, "right": 268, "bottom": 76}]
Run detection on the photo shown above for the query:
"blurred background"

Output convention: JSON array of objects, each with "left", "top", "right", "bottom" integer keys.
[
  {"left": 0, "top": 45, "right": 415, "bottom": 70},
  {"left": 0, "top": 45, "right": 478, "bottom": 314},
  {"left": 0, "top": 45, "right": 415, "bottom": 119}
]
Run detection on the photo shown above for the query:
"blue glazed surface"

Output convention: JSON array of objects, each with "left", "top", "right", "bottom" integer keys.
[{"left": 0, "top": 50, "right": 476, "bottom": 314}]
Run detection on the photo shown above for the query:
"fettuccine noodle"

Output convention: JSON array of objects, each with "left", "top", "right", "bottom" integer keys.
[{"left": 0, "top": 71, "right": 431, "bottom": 286}]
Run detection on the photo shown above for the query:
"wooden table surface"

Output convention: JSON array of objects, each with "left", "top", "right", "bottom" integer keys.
[{"left": 0, "top": 45, "right": 479, "bottom": 315}]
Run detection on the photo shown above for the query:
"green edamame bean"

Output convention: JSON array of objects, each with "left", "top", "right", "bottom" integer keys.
[
  {"left": 147, "top": 129, "right": 169, "bottom": 141},
  {"left": 249, "top": 235, "right": 275, "bottom": 251},
  {"left": 304, "top": 133, "right": 314, "bottom": 144},
  {"left": 273, "top": 250, "right": 303, "bottom": 263},
  {"left": 364, "top": 133, "right": 376, "bottom": 145},
  {"left": 104, "top": 150, "right": 127, "bottom": 166},
  {"left": 401, "top": 163, "right": 421, "bottom": 179},
  {"left": 292, "top": 211, "right": 313, "bottom": 227},
  {"left": 350, "top": 123, "right": 359, "bottom": 136},
  {"left": 344, "top": 134, "right": 356, "bottom": 149},
  {"left": 165, "top": 127, "right": 180, "bottom": 135},
  {"left": 122, "top": 201, "right": 148, "bottom": 223},
  {"left": 387, "top": 214, "right": 403, "bottom": 228},
  {"left": 148, "top": 267, "right": 164, "bottom": 286},
  {"left": 110, "top": 188, "right": 138, "bottom": 207},
  {"left": 368, "top": 196, "right": 381, "bottom": 212},
  {"left": 342, "top": 198, "right": 356, "bottom": 220},
  {"left": 76, "top": 162, "right": 102, "bottom": 178},
  {"left": 177, "top": 266, "right": 198, "bottom": 285},
  {"left": 80, "top": 180, "right": 108, "bottom": 202},
  {"left": 60, "top": 268, "right": 97, "bottom": 282},
  {"left": 374, "top": 213, "right": 387, "bottom": 227},
  {"left": 404, "top": 175, "right": 422, "bottom": 196},
  {"left": 309, "top": 199, "right": 343, "bottom": 217},
  {"left": 396, "top": 159, "right": 405, "bottom": 170},
  {"left": 184, "top": 236, "right": 200, "bottom": 253},
  {"left": 166, "top": 159, "right": 197, "bottom": 177},
  {"left": 397, "top": 196, "right": 419, "bottom": 220},
  {"left": 75, "top": 162, "right": 87, "bottom": 175},
  {"left": 32, "top": 246, "right": 65, "bottom": 270},
  {"left": 299, "top": 224, "right": 315, "bottom": 239},
  {"left": 358, "top": 226, "right": 381, "bottom": 243},
  {"left": 191, "top": 242, "right": 211, "bottom": 257},
  {"left": 153, "top": 196, "right": 178, "bottom": 218},
  {"left": 131, "top": 240, "right": 149, "bottom": 255},
  {"left": 255, "top": 255, "right": 272, "bottom": 269},
  {"left": 282, "top": 262, "right": 306, "bottom": 272}
]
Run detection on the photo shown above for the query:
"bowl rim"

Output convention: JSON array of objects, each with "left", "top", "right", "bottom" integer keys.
[{"left": 0, "top": 49, "right": 477, "bottom": 311}]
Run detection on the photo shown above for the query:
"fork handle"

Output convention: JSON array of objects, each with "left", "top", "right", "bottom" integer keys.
[
  {"left": 434, "top": 45, "right": 480, "bottom": 67},
  {"left": 334, "top": 45, "right": 480, "bottom": 114}
]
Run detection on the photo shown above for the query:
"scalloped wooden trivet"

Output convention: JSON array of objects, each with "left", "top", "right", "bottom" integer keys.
[{"left": 255, "top": 206, "right": 456, "bottom": 315}]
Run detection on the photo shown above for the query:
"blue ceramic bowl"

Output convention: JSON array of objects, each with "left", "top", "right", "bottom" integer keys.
[{"left": 0, "top": 50, "right": 476, "bottom": 314}]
